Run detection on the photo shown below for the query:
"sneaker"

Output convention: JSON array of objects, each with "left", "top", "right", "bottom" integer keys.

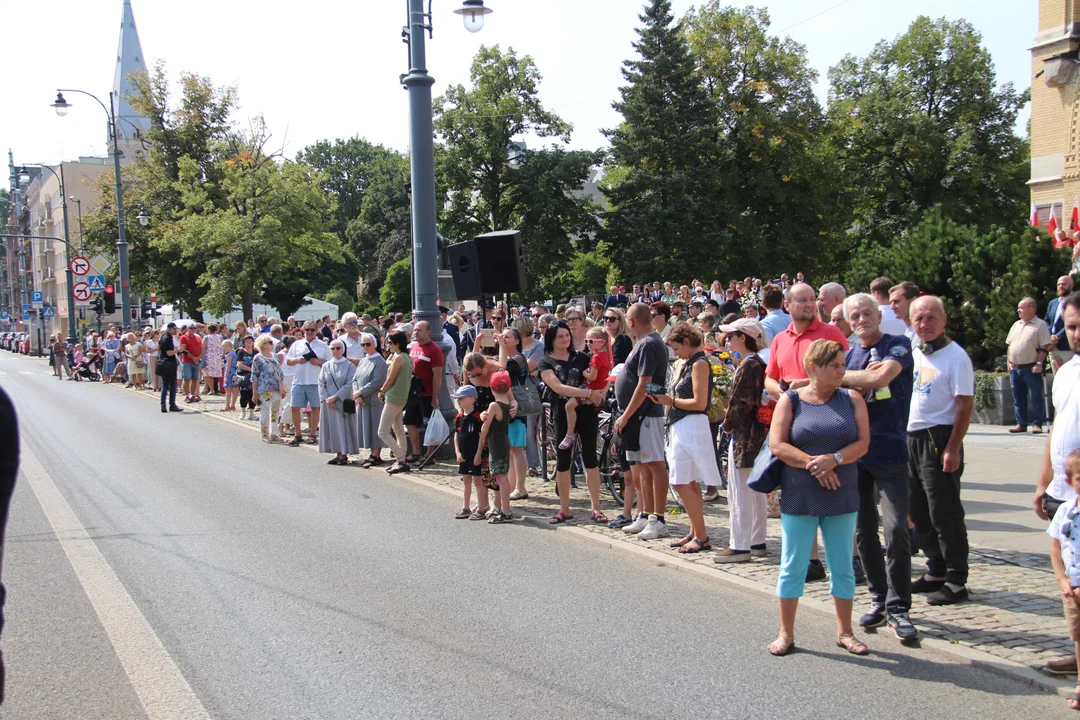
[
  {"left": 750, "top": 544, "right": 767, "bottom": 557},
  {"left": 806, "top": 560, "right": 827, "bottom": 582},
  {"left": 713, "top": 549, "right": 751, "bottom": 563},
  {"left": 887, "top": 612, "right": 919, "bottom": 643},
  {"left": 858, "top": 602, "right": 887, "bottom": 628},
  {"left": 926, "top": 585, "right": 969, "bottom": 606},
  {"left": 853, "top": 557, "right": 866, "bottom": 585},
  {"left": 623, "top": 513, "right": 649, "bottom": 534},
  {"left": 607, "top": 514, "right": 633, "bottom": 529},
  {"left": 911, "top": 576, "right": 945, "bottom": 594},
  {"left": 637, "top": 515, "right": 669, "bottom": 540}
]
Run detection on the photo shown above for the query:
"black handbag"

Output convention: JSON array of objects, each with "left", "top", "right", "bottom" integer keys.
[
  {"left": 747, "top": 441, "right": 784, "bottom": 494},
  {"left": 342, "top": 398, "right": 357, "bottom": 415}
]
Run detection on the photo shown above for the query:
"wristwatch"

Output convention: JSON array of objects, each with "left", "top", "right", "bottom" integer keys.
[{"left": 833, "top": 452, "right": 844, "bottom": 466}]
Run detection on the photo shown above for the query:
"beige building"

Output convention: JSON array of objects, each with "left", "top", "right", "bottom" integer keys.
[{"left": 1030, "top": 0, "right": 1080, "bottom": 227}]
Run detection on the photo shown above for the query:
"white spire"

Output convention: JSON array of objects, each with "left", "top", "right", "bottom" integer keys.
[{"left": 112, "top": 0, "right": 149, "bottom": 143}]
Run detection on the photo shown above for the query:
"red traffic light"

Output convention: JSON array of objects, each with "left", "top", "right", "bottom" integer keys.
[{"left": 104, "top": 285, "right": 114, "bottom": 295}]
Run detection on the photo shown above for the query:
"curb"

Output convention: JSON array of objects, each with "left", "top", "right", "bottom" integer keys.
[{"left": 106, "top": 372, "right": 1075, "bottom": 698}]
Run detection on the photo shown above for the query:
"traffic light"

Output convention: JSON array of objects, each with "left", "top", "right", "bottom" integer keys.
[
  {"left": 91, "top": 296, "right": 103, "bottom": 315},
  {"left": 103, "top": 285, "right": 115, "bottom": 313},
  {"left": 140, "top": 300, "right": 160, "bottom": 319}
]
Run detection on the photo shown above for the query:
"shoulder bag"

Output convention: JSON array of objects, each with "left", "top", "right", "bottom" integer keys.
[{"left": 510, "top": 354, "right": 541, "bottom": 416}]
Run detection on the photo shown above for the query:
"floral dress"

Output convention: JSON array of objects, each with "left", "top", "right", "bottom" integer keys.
[
  {"left": 102, "top": 338, "right": 121, "bottom": 375},
  {"left": 202, "top": 333, "right": 224, "bottom": 379}
]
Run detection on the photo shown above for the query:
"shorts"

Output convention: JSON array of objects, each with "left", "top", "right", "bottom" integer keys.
[
  {"left": 509, "top": 418, "right": 526, "bottom": 447},
  {"left": 404, "top": 394, "right": 433, "bottom": 427},
  {"left": 1066, "top": 597, "right": 1080, "bottom": 642},
  {"left": 626, "top": 415, "right": 665, "bottom": 464},
  {"left": 291, "top": 383, "right": 320, "bottom": 408},
  {"left": 181, "top": 363, "right": 200, "bottom": 380},
  {"left": 459, "top": 460, "right": 483, "bottom": 476}
]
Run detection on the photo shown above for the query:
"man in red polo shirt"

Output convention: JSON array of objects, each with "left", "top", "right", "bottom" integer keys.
[
  {"left": 764, "top": 281, "right": 849, "bottom": 582},
  {"left": 765, "top": 282, "right": 849, "bottom": 396},
  {"left": 178, "top": 326, "right": 203, "bottom": 404}
]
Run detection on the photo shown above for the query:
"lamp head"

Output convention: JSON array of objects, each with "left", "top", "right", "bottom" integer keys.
[
  {"left": 454, "top": 0, "right": 492, "bottom": 33},
  {"left": 136, "top": 209, "right": 150, "bottom": 227},
  {"left": 50, "top": 92, "right": 71, "bottom": 117}
]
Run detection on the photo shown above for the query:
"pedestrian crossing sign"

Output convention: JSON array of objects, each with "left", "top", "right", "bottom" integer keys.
[
  {"left": 43, "top": 307, "right": 55, "bottom": 317},
  {"left": 88, "top": 275, "right": 106, "bottom": 292}
]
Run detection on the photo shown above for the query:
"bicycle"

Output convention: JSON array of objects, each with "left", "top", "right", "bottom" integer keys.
[{"left": 542, "top": 397, "right": 625, "bottom": 505}]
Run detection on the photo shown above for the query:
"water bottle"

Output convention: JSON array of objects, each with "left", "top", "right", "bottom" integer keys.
[{"left": 869, "top": 347, "right": 892, "bottom": 401}]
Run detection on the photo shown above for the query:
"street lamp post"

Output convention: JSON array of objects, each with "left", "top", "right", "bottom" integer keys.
[
  {"left": 20, "top": 164, "right": 77, "bottom": 340},
  {"left": 51, "top": 89, "right": 133, "bottom": 328},
  {"left": 402, "top": 0, "right": 492, "bottom": 416}
]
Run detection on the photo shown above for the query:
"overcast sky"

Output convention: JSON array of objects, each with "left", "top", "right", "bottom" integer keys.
[{"left": 4, "top": 0, "right": 1035, "bottom": 179}]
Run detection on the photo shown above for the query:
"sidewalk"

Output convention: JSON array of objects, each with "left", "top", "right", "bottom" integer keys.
[{"left": 126, "top": 383, "right": 1075, "bottom": 680}]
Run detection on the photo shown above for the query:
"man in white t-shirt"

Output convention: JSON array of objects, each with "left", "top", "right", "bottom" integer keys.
[
  {"left": 871, "top": 276, "right": 907, "bottom": 336},
  {"left": 889, "top": 281, "right": 920, "bottom": 341},
  {"left": 285, "top": 322, "right": 331, "bottom": 445},
  {"left": 907, "top": 295, "right": 974, "bottom": 607},
  {"left": 1034, "top": 291, "right": 1080, "bottom": 675}
]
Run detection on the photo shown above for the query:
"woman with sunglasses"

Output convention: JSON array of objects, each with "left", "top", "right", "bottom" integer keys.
[
  {"left": 377, "top": 331, "right": 414, "bottom": 474},
  {"left": 601, "top": 307, "right": 633, "bottom": 365},
  {"left": 564, "top": 306, "right": 588, "bottom": 353},
  {"left": 513, "top": 316, "right": 545, "bottom": 477},
  {"left": 539, "top": 322, "right": 609, "bottom": 524},
  {"left": 498, "top": 328, "right": 532, "bottom": 500},
  {"left": 352, "top": 333, "right": 387, "bottom": 467}
]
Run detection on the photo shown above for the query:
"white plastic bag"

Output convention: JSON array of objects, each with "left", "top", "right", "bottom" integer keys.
[{"left": 424, "top": 409, "right": 450, "bottom": 446}]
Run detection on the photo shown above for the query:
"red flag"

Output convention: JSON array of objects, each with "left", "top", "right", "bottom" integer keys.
[
  {"left": 1071, "top": 197, "right": 1079, "bottom": 232},
  {"left": 1048, "top": 204, "right": 1059, "bottom": 236},
  {"left": 1031, "top": 202, "right": 1040, "bottom": 227}
]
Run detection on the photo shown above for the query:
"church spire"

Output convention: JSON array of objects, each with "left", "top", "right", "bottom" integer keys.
[{"left": 112, "top": 0, "right": 149, "bottom": 143}]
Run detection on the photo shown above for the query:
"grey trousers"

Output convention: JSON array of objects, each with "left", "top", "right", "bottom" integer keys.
[
  {"left": 856, "top": 462, "right": 912, "bottom": 612},
  {"left": 908, "top": 426, "right": 969, "bottom": 586}
]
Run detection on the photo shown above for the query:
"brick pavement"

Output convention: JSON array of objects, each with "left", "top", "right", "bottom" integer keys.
[{"left": 126, "top": 383, "right": 1076, "bottom": 676}]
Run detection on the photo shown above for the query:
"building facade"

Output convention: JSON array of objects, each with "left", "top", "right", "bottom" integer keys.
[{"left": 1030, "top": 0, "right": 1080, "bottom": 227}]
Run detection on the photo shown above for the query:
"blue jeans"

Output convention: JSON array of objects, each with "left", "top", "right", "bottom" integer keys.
[
  {"left": 777, "top": 512, "right": 858, "bottom": 600},
  {"left": 1009, "top": 364, "right": 1045, "bottom": 427}
]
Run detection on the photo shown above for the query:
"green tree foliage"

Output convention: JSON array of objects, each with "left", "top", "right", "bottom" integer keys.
[
  {"left": 828, "top": 16, "right": 1028, "bottom": 251},
  {"left": 602, "top": 0, "right": 723, "bottom": 282},
  {"left": 380, "top": 257, "right": 412, "bottom": 314},
  {"left": 298, "top": 138, "right": 411, "bottom": 301},
  {"left": 683, "top": 3, "right": 843, "bottom": 278},
  {"left": 435, "top": 45, "right": 602, "bottom": 300}
]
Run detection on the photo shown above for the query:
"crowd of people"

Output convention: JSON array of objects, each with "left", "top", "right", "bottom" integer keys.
[{"left": 37, "top": 269, "right": 1080, "bottom": 701}]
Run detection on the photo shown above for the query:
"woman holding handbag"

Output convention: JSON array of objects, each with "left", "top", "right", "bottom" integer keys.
[
  {"left": 319, "top": 339, "right": 359, "bottom": 465},
  {"left": 499, "top": 327, "right": 535, "bottom": 500},
  {"left": 766, "top": 339, "right": 870, "bottom": 657},
  {"left": 714, "top": 318, "right": 769, "bottom": 563},
  {"left": 352, "top": 333, "right": 387, "bottom": 467}
]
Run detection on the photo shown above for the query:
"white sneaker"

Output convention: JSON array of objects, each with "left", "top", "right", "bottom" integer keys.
[
  {"left": 622, "top": 513, "right": 649, "bottom": 534},
  {"left": 637, "top": 515, "right": 669, "bottom": 540}
]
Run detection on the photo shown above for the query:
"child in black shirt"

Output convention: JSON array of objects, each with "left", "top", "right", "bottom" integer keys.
[{"left": 452, "top": 385, "right": 487, "bottom": 519}]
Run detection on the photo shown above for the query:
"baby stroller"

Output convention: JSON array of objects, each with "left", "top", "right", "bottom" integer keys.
[{"left": 73, "top": 353, "right": 101, "bottom": 382}]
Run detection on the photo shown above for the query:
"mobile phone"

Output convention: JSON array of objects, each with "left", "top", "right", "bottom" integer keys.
[
  {"left": 479, "top": 328, "right": 496, "bottom": 348},
  {"left": 645, "top": 382, "right": 665, "bottom": 395}
]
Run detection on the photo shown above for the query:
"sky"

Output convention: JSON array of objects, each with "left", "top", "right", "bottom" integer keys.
[{"left": 4, "top": 0, "right": 1036, "bottom": 179}]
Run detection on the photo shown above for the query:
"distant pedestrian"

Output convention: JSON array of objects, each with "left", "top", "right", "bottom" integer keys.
[
  {"left": 251, "top": 334, "right": 286, "bottom": 443},
  {"left": 378, "top": 331, "right": 414, "bottom": 475},
  {"left": 1006, "top": 297, "right": 1052, "bottom": 434},
  {"left": 352, "top": 333, "right": 387, "bottom": 467},
  {"left": 156, "top": 323, "right": 183, "bottom": 413},
  {"left": 319, "top": 339, "right": 359, "bottom": 465}
]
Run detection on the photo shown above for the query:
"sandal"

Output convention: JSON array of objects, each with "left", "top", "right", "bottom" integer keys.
[
  {"left": 508, "top": 490, "right": 529, "bottom": 501},
  {"left": 591, "top": 510, "right": 609, "bottom": 524},
  {"left": 768, "top": 635, "right": 795, "bottom": 657},
  {"left": 678, "top": 537, "right": 712, "bottom": 554},
  {"left": 558, "top": 434, "right": 576, "bottom": 451},
  {"left": 361, "top": 457, "right": 380, "bottom": 468},
  {"left": 454, "top": 507, "right": 471, "bottom": 519},
  {"left": 836, "top": 634, "right": 869, "bottom": 656},
  {"left": 288, "top": 436, "right": 302, "bottom": 447},
  {"left": 669, "top": 535, "right": 693, "bottom": 548},
  {"left": 548, "top": 510, "right": 574, "bottom": 525},
  {"left": 386, "top": 462, "right": 409, "bottom": 475},
  {"left": 1069, "top": 687, "right": 1080, "bottom": 710},
  {"left": 327, "top": 457, "right": 341, "bottom": 465},
  {"left": 469, "top": 506, "right": 490, "bottom": 521}
]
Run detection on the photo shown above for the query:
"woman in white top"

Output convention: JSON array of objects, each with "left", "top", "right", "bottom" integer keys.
[
  {"left": 125, "top": 333, "right": 146, "bottom": 390},
  {"left": 144, "top": 329, "right": 160, "bottom": 391}
]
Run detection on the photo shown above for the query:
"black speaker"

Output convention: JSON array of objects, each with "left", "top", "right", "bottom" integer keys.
[
  {"left": 448, "top": 230, "right": 526, "bottom": 299},
  {"left": 474, "top": 230, "right": 526, "bottom": 294},
  {"left": 448, "top": 241, "right": 483, "bottom": 299}
]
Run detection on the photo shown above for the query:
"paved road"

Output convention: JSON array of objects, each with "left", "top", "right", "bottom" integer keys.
[{"left": 0, "top": 351, "right": 1074, "bottom": 719}]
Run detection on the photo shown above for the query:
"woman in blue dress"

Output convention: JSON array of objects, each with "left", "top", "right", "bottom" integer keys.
[{"left": 101, "top": 332, "right": 122, "bottom": 383}]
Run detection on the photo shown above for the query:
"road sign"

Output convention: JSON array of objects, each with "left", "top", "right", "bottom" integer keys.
[
  {"left": 22, "top": 304, "right": 30, "bottom": 313},
  {"left": 89, "top": 255, "right": 112, "bottom": 274},
  {"left": 0, "top": 311, "right": 7, "bottom": 320},
  {"left": 70, "top": 256, "right": 90, "bottom": 276},
  {"left": 88, "top": 275, "right": 106, "bottom": 292},
  {"left": 31, "top": 291, "right": 43, "bottom": 308},
  {"left": 42, "top": 307, "right": 55, "bottom": 318},
  {"left": 21, "top": 312, "right": 30, "bottom": 321},
  {"left": 73, "top": 282, "right": 92, "bottom": 301}
]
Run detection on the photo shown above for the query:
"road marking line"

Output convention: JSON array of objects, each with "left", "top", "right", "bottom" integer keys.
[
  {"left": 20, "top": 441, "right": 213, "bottom": 720},
  {"left": 18, "top": 371, "right": 36, "bottom": 375}
]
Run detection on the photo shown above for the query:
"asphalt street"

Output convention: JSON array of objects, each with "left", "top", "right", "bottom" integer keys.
[{"left": 0, "top": 350, "right": 1074, "bottom": 719}]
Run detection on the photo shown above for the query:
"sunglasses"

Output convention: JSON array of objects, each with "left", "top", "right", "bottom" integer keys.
[
  {"left": 586, "top": 338, "right": 606, "bottom": 344},
  {"left": 566, "top": 316, "right": 582, "bottom": 322},
  {"left": 603, "top": 316, "right": 618, "bottom": 323},
  {"left": 304, "top": 329, "right": 317, "bottom": 333},
  {"left": 493, "top": 316, "right": 505, "bottom": 321},
  {"left": 361, "top": 342, "right": 373, "bottom": 347},
  {"left": 531, "top": 313, "right": 542, "bottom": 318}
]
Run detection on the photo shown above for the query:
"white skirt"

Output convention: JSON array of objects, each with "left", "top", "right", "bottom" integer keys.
[{"left": 667, "top": 414, "right": 723, "bottom": 487}]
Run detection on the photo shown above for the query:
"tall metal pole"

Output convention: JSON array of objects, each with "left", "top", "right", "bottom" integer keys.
[
  {"left": 58, "top": 166, "right": 76, "bottom": 340},
  {"left": 109, "top": 92, "right": 132, "bottom": 329},
  {"left": 403, "top": 0, "right": 452, "bottom": 415}
]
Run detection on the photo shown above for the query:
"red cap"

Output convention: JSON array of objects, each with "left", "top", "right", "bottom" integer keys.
[{"left": 490, "top": 371, "right": 511, "bottom": 393}]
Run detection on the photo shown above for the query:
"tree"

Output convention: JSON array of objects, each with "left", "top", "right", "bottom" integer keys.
[
  {"left": 828, "top": 16, "right": 1028, "bottom": 251},
  {"left": 683, "top": 3, "right": 843, "bottom": 278},
  {"left": 380, "top": 257, "right": 412, "bottom": 314},
  {"left": 435, "top": 45, "right": 602, "bottom": 300},
  {"left": 601, "top": 0, "right": 723, "bottom": 282}
]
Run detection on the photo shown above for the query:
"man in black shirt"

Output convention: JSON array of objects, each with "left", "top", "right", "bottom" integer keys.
[
  {"left": 156, "top": 323, "right": 184, "bottom": 413},
  {"left": 719, "top": 289, "right": 742, "bottom": 318},
  {"left": 0, "top": 386, "right": 18, "bottom": 704}
]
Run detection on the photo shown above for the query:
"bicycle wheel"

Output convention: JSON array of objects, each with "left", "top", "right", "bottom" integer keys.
[
  {"left": 541, "top": 404, "right": 557, "bottom": 483},
  {"left": 599, "top": 432, "right": 624, "bottom": 506}
]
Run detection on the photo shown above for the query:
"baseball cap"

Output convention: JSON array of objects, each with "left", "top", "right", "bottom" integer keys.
[
  {"left": 166, "top": 322, "right": 177, "bottom": 329},
  {"left": 490, "top": 371, "right": 511, "bottom": 393},
  {"left": 451, "top": 385, "right": 478, "bottom": 399},
  {"left": 718, "top": 318, "right": 764, "bottom": 338}
]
